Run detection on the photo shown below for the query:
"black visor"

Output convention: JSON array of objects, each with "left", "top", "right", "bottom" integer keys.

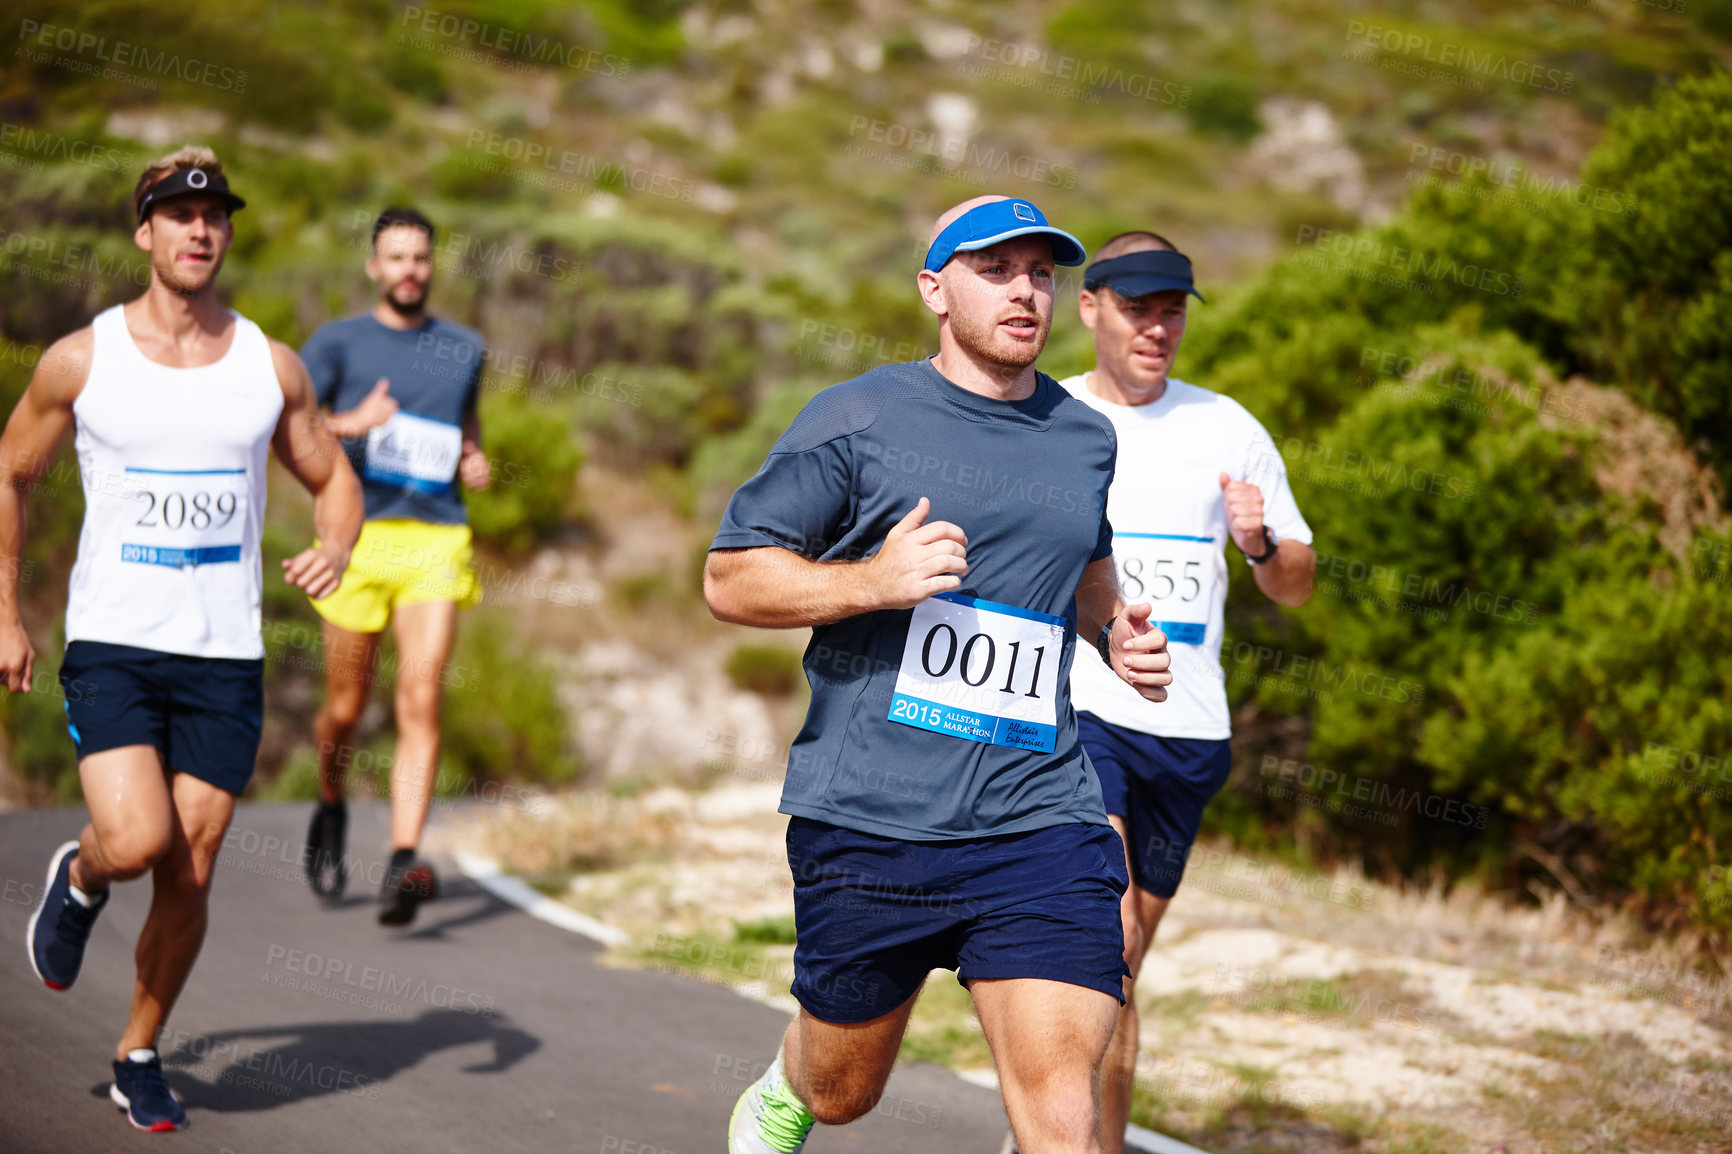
[
  {"left": 1082, "top": 250, "right": 1204, "bottom": 302},
  {"left": 137, "top": 166, "right": 246, "bottom": 224}
]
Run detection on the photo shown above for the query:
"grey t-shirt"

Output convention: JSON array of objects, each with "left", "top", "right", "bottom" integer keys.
[
  {"left": 711, "top": 358, "right": 1119, "bottom": 841},
  {"left": 302, "top": 314, "right": 484, "bottom": 524}
]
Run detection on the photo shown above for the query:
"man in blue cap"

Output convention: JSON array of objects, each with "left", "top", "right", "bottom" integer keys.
[
  {"left": 710, "top": 195, "right": 1174, "bottom": 1154},
  {"left": 1061, "top": 231, "right": 1315, "bottom": 1153}
]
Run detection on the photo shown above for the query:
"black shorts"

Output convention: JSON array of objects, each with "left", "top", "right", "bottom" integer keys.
[
  {"left": 786, "top": 817, "right": 1130, "bottom": 1024},
  {"left": 59, "top": 641, "right": 264, "bottom": 796},
  {"left": 1078, "top": 712, "right": 1233, "bottom": 898}
]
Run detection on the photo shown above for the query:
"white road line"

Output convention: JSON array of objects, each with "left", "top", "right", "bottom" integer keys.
[
  {"left": 1125, "top": 1123, "right": 1214, "bottom": 1154},
  {"left": 454, "top": 851, "right": 628, "bottom": 946}
]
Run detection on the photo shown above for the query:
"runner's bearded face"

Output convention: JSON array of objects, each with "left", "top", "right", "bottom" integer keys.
[
  {"left": 1085, "top": 286, "right": 1187, "bottom": 390},
  {"left": 369, "top": 223, "right": 434, "bottom": 316},
  {"left": 940, "top": 237, "right": 1057, "bottom": 370},
  {"left": 138, "top": 195, "right": 232, "bottom": 295}
]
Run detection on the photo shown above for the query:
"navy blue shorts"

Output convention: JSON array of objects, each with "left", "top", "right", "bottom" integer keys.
[
  {"left": 59, "top": 641, "right": 264, "bottom": 796},
  {"left": 1078, "top": 712, "right": 1233, "bottom": 899},
  {"left": 785, "top": 816, "right": 1130, "bottom": 1024}
]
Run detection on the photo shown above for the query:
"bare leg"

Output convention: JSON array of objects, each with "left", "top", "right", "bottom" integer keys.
[
  {"left": 67, "top": 746, "right": 175, "bottom": 897},
  {"left": 118, "top": 772, "right": 236, "bottom": 1057},
  {"left": 782, "top": 985, "right": 922, "bottom": 1125},
  {"left": 973, "top": 977, "right": 1121, "bottom": 1154},
  {"left": 386, "top": 599, "right": 458, "bottom": 851},
  {"left": 1098, "top": 817, "right": 1172, "bottom": 1154},
  {"left": 314, "top": 620, "right": 380, "bottom": 803}
]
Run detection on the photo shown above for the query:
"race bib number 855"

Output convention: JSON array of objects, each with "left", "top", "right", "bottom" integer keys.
[
  {"left": 1115, "top": 532, "right": 1216, "bottom": 645},
  {"left": 888, "top": 592, "right": 1064, "bottom": 752}
]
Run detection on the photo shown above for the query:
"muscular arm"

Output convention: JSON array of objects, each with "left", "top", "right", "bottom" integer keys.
[
  {"left": 704, "top": 496, "right": 966, "bottom": 629},
  {"left": 0, "top": 330, "right": 91, "bottom": 690},
  {"left": 1251, "top": 540, "right": 1315, "bottom": 608},
  {"left": 270, "top": 340, "right": 364, "bottom": 599},
  {"left": 704, "top": 546, "right": 887, "bottom": 628}
]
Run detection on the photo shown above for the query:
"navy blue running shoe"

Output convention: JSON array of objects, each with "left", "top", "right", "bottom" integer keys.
[
  {"left": 111, "top": 1050, "right": 187, "bottom": 1132},
  {"left": 26, "top": 840, "right": 108, "bottom": 991}
]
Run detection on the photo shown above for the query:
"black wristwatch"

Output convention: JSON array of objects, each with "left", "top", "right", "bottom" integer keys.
[
  {"left": 1243, "top": 525, "right": 1279, "bottom": 565},
  {"left": 1096, "top": 616, "right": 1116, "bottom": 666}
]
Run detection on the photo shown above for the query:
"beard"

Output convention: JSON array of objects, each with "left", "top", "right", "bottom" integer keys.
[
  {"left": 383, "top": 279, "right": 428, "bottom": 317},
  {"left": 945, "top": 298, "right": 1050, "bottom": 372}
]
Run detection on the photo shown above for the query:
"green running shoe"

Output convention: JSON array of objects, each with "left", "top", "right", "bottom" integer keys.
[{"left": 728, "top": 1059, "right": 815, "bottom": 1154}]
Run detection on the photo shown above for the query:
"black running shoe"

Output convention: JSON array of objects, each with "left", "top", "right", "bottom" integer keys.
[
  {"left": 378, "top": 856, "right": 437, "bottom": 926},
  {"left": 305, "top": 801, "right": 347, "bottom": 900},
  {"left": 27, "top": 840, "right": 108, "bottom": 991},
  {"left": 111, "top": 1050, "right": 187, "bottom": 1132}
]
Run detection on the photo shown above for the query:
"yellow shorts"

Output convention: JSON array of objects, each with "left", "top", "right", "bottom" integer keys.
[{"left": 311, "top": 519, "right": 482, "bottom": 634}]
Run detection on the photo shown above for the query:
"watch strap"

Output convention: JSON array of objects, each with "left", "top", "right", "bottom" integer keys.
[
  {"left": 1244, "top": 525, "right": 1279, "bottom": 565},
  {"left": 1096, "top": 617, "right": 1116, "bottom": 665}
]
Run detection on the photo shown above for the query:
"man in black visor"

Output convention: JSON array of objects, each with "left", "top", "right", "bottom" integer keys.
[{"left": 1060, "top": 231, "right": 1316, "bottom": 1154}]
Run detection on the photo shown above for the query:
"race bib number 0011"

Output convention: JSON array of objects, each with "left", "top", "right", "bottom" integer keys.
[
  {"left": 365, "top": 412, "right": 462, "bottom": 493},
  {"left": 120, "top": 467, "right": 247, "bottom": 567},
  {"left": 888, "top": 592, "right": 1064, "bottom": 753},
  {"left": 1115, "top": 532, "right": 1216, "bottom": 645}
]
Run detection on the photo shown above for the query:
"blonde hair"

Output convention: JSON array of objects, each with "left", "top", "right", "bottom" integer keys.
[{"left": 133, "top": 145, "right": 225, "bottom": 221}]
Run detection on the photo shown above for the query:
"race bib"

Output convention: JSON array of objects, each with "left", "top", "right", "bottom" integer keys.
[
  {"left": 888, "top": 592, "right": 1064, "bottom": 752},
  {"left": 1114, "top": 532, "right": 1216, "bottom": 644},
  {"left": 121, "top": 467, "right": 248, "bottom": 567},
  {"left": 365, "top": 412, "right": 462, "bottom": 492}
]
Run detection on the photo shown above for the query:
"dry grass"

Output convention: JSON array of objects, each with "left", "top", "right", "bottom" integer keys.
[
  {"left": 454, "top": 787, "right": 685, "bottom": 889},
  {"left": 1551, "top": 376, "right": 1728, "bottom": 561},
  {"left": 444, "top": 794, "right": 1732, "bottom": 1154}
]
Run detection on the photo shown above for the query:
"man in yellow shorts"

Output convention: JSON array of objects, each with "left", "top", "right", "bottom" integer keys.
[{"left": 300, "top": 207, "right": 491, "bottom": 925}]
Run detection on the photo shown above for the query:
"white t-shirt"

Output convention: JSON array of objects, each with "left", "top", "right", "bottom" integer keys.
[{"left": 1064, "top": 374, "right": 1312, "bottom": 740}]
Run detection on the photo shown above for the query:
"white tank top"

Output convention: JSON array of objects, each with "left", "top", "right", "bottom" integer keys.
[{"left": 65, "top": 306, "right": 283, "bottom": 660}]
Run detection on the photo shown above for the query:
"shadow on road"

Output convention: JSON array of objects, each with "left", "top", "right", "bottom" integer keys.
[
  {"left": 160, "top": 1008, "right": 540, "bottom": 1112},
  {"left": 400, "top": 881, "right": 522, "bottom": 941}
]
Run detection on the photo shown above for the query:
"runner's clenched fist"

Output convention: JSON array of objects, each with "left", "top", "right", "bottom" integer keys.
[
  {"left": 868, "top": 497, "right": 969, "bottom": 609},
  {"left": 1218, "top": 472, "right": 1267, "bottom": 557}
]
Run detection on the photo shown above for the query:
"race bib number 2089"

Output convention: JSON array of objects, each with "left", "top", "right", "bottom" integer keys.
[
  {"left": 120, "top": 467, "right": 247, "bottom": 567},
  {"left": 887, "top": 592, "right": 1064, "bottom": 752}
]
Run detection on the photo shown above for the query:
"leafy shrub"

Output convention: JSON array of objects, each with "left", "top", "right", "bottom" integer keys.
[
  {"left": 724, "top": 644, "right": 803, "bottom": 697},
  {"left": 1546, "top": 70, "right": 1732, "bottom": 493},
  {"left": 437, "top": 610, "right": 581, "bottom": 788},
  {"left": 1182, "top": 74, "right": 1732, "bottom": 931},
  {"left": 466, "top": 390, "right": 585, "bottom": 552},
  {"left": 1187, "top": 79, "right": 1263, "bottom": 142},
  {"left": 733, "top": 914, "right": 798, "bottom": 944}
]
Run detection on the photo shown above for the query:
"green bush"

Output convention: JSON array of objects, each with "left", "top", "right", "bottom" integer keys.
[
  {"left": 437, "top": 609, "right": 581, "bottom": 788},
  {"left": 733, "top": 914, "right": 798, "bottom": 944},
  {"left": 1186, "top": 79, "right": 1263, "bottom": 142},
  {"left": 724, "top": 644, "right": 803, "bottom": 697},
  {"left": 1546, "top": 70, "right": 1732, "bottom": 493},
  {"left": 1180, "top": 74, "right": 1732, "bottom": 931},
  {"left": 0, "top": 644, "right": 82, "bottom": 802},
  {"left": 467, "top": 389, "right": 586, "bottom": 552}
]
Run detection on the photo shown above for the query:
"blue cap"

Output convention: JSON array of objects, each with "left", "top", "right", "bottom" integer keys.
[{"left": 923, "top": 199, "right": 1087, "bottom": 272}]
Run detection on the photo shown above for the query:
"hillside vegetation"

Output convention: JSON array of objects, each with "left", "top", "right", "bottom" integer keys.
[{"left": 1, "top": 1, "right": 1729, "bottom": 939}]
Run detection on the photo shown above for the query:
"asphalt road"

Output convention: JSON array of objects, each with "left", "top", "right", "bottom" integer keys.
[{"left": 0, "top": 802, "right": 1011, "bottom": 1153}]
